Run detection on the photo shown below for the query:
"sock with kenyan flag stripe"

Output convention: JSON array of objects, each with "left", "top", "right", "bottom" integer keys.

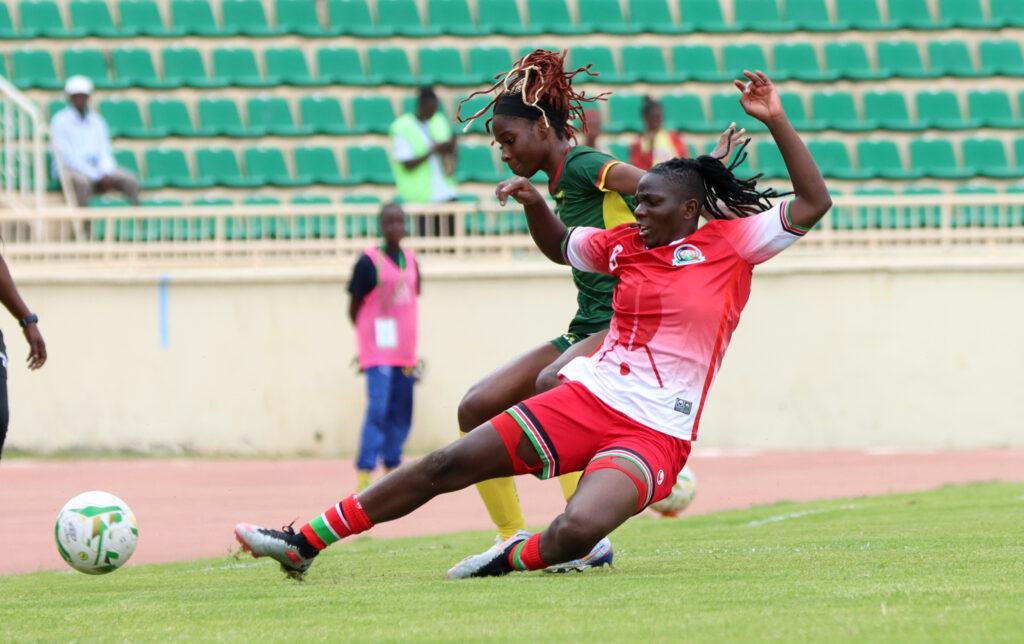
[
  {"left": 297, "top": 494, "right": 374, "bottom": 558},
  {"left": 507, "top": 533, "right": 548, "bottom": 571}
]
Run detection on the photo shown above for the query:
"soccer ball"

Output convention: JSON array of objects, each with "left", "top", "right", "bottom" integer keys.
[
  {"left": 55, "top": 491, "right": 138, "bottom": 575},
  {"left": 649, "top": 465, "right": 697, "bottom": 517}
]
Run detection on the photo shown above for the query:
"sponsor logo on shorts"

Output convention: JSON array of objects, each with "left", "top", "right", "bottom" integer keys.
[
  {"left": 672, "top": 244, "right": 706, "bottom": 267},
  {"left": 656, "top": 469, "right": 665, "bottom": 485},
  {"left": 674, "top": 398, "right": 693, "bottom": 415}
]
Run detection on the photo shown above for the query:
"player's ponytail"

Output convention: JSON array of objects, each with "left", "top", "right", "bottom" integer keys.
[
  {"left": 650, "top": 140, "right": 785, "bottom": 219},
  {"left": 457, "top": 49, "right": 608, "bottom": 141}
]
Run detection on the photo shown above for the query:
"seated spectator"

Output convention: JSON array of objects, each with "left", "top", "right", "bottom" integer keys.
[
  {"left": 628, "top": 96, "right": 689, "bottom": 170},
  {"left": 50, "top": 76, "right": 140, "bottom": 207}
]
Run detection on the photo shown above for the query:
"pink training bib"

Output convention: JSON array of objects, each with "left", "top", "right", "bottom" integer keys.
[{"left": 355, "top": 247, "right": 419, "bottom": 369}]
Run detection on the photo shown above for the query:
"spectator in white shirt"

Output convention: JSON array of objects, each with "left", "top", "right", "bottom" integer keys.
[{"left": 50, "top": 76, "right": 140, "bottom": 207}]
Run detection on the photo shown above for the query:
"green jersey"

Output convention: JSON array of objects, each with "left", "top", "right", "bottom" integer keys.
[{"left": 549, "top": 146, "right": 636, "bottom": 335}]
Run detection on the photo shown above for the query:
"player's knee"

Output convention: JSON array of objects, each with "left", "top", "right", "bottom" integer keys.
[
  {"left": 553, "top": 507, "right": 605, "bottom": 556},
  {"left": 456, "top": 386, "right": 489, "bottom": 432},
  {"left": 535, "top": 364, "right": 561, "bottom": 393}
]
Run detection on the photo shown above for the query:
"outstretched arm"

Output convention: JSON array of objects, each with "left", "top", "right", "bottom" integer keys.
[
  {"left": 735, "top": 71, "right": 831, "bottom": 229},
  {"left": 495, "top": 177, "right": 567, "bottom": 264}
]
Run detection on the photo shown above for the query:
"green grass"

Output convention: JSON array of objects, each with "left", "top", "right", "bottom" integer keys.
[{"left": 3, "top": 482, "right": 1023, "bottom": 643}]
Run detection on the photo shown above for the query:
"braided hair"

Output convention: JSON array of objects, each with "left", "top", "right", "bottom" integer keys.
[
  {"left": 457, "top": 49, "right": 609, "bottom": 141},
  {"left": 649, "top": 140, "right": 785, "bottom": 219}
]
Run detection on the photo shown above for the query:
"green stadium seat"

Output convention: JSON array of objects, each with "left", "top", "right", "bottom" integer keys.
[
  {"left": 119, "top": 0, "right": 182, "bottom": 37},
  {"left": 289, "top": 193, "right": 335, "bottom": 239},
  {"left": 149, "top": 98, "right": 197, "bottom": 136},
  {"left": 806, "top": 140, "right": 869, "bottom": 180},
  {"left": 316, "top": 48, "right": 381, "bottom": 86},
  {"left": 785, "top": 0, "right": 843, "bottom": 31},
  {"left": 1006, "top": 181, "right": 1024, "bottom": 227},
  {"left": 711, "top": 91, "right": 768, "bottom": 133},
  {"left": 606, "top": 142, "right": 629, "bottom": 161},
  {"left": 367, "top": 47, "right": 418, "bottom": 85},
  {"left": 772, "top": 43, "right": 837, "bottom": 82},
  {"left": 244, "top": 146, "right": 311, "bottom": 187},
  {"left": 629, "top": 0, "right": 690, "bottom": 33},
  {"left": 468, "top": 47, "right": 514, "bottom": 84},
  {"left": 162, "top": 47, "right": 227, "bottom": 88},
  {"left": 342, "top": 194, "right": 381, "bottom": 238},
  {"left": 979, "top": 40, "right": 1024, "bottom": 76},
  {"left": 455, "top": 144, "right": 503, "bottom": 183},
  {"left": 47, "top": 98, "right": 67, "bottom": 120},
  {"left": 753, "top": 141, "right": 787, "bottom": 178},
  {"left": 888, "top": 0, "right": 950, "bottom": 29},
  {"left": 346, "top": 145, "right": 393, "bottom": 184},
  {"left": 824, "top": 42, "right": 882, "bottom": 80},
  {"left": 10, "top": 50, "right": 62, "bottom": 89},
  {"left": 145, "top": 147, "right": 212, "bottom": 189},
  {"left": 811, "top": 91, "right": 875, "bottom": 131},
  {"left": 621, "top": 46, "right": 674, "bottom": 84},
  {"left": 70, "top": 0, "right": 121, "bottom": 36},
  {"left": 0, "top": 4, "right": 21, "bottom": 38},
  {"left": 848, "top": 186, "right": 897, "bottom": 230},
  {"left": 351, "top": 97, "right": 396, "bottom": 135},
  {"left": 967, "top": 89, "right": 1022, "bottom": 128},
  {"left": 196, "top": 147, "right": 260, "bottom": 188},
  {"left": 876, "top": 40, "right": 937, "bottom": 79},
  {"left": 678, "top": 0, "right": 736, "bottom": 32},
  {"left": 571, "top": 46, "right": 635, "bottom": 84},
  {"left": 247, "top": 96, "right": 312, "bottom": 136},
  {"left": 477, "top": 0, "right": 541, "bottom": 35},
  {"left": 170, "top": 0, "right": 223, "bottom": 35},
  {"left": 453, "top": 95, "right": 492, "bottom": 133},
  {"left": 604, "top": 94, "right": 644, "bottom": 134},
  {"left": 990, "top": 0, "right": 1024, "bottom": 28},
  {"left": 661, "top": 93, "right": 715, "bottom": 132},
  {"left": 732, "top": 0, "right": 794, "bottom": 32},
  {"left": 197, "top": 97, "right": 254, "bottom": 137},
  {"left": 863, "top": 90, "right": 923, "bottom": 131},
  {"left": 298, "top": 95, "right": 350, "bottom": 135},
  {"left": 910, "top": 139, "right": 971, "bottom": 179},
  {"left": 213, "top": 47, "right": 276, "bottom": 87},
  {"left": 19, "top": 0, "right": 86, "bottom": 37},
  {"left": 671, "top": 44, "right": 728, "bottom": 82},
  {"left": 578, "top": 0, "right": 642, "bottom": 34},
  {"left": 928, "top": 41, "right": 991, "bottom": 78},
  {"left": 962, "top": 138, "right": 1024, "bottom": 179},
  {"left": 779, "top": 92, "right": 819, "bottom": 131},
  {"left": 722, "top": 43, "right": 775, "bottom": 82},
  {"left": 901, "top": 184, "right": 943, "bottom": 228},
  {"left": 294, "top": 145, "right": 348, "bottom": 185},
  {"left": 937, "top": 0, "right": 997, "bottom": 29},
  {"left": 112, "top": 48, "right": 176, "bottom": 89},
  {"left": 64, "top": 48, "right": 129, "bottom": 90},
  {"left": 274, "top": 0, "right": 328, "bottom": 35},
  {"left": 526, "top": 0, "right": 589, "bottom": 34},
  {"left": 265, "top": 48, "right": 327, "bottom": 86},
  {"left": 427, "top": 0, "right": 486, "bottom": 35},
  {"left": 915, "top": 90, "right": 980, "bottom": 130},
  {"left": 377, "top": 0, "right": 440, "bottom": 37},
  {"left": 952, "top": 184, "right": 1000, "bottom": 228},
  {"left": 100, "top": 98, "right": 157, "bottom": 139},
  {"left": 113, "top": 148, "right": 141, "bottom": 177},
  {"left": 419, "top": 48, "right": 475, "bottom": 85},
  {"left": 222, "top": 0, "right": 279, "bottom": 36},
  {"left": 834, "top": 0, "right": 892, "bottom": 29},
  {"left": 326, "top": 0, "right": 388, "bottom": 36},
  {"left": 856, "top": 139, "right": 919, "bottom": 180}
]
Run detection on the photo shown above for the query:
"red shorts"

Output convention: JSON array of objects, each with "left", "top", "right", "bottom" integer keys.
[{"left": 490, "top": 381, "right": 691, "bottom": 513}]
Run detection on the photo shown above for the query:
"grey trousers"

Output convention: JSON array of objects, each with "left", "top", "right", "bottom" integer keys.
[{"left": 68, "top": 168, "right": 140, "bottom": 206}]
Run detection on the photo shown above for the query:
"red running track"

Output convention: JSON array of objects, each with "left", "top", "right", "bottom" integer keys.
[{"left": 2, "top": 449, "right": 1022, "bottom": 576}]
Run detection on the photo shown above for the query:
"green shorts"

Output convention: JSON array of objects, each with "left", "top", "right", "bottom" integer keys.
[{"left": 550, "top": 332, "right": 588, "bottom": 354}]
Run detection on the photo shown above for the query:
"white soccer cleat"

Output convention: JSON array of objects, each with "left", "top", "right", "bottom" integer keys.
[
  {"left": 446, "top": 531, "right": 530, "bottom": 579},
  {"left": 234, "top": 522, "right": 317, "bottom": 574}
]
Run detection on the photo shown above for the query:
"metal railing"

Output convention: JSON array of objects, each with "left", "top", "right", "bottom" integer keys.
[{"left": 0, "top": 76, "right": 48, "bottom": 210}]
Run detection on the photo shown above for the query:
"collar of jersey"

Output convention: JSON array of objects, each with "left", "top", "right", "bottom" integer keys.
[{"left": 547, "top": 146, "right": 573, "bottom": 196}]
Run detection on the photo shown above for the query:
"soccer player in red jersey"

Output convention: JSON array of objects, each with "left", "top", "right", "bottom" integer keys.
[{"left": 234, "top": 71, "right": 832, "bottom": 579}]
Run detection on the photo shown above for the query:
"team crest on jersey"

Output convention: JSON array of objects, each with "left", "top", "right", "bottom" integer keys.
[{"left": 671, "top": 244, "right": 706, "bottom": 266}]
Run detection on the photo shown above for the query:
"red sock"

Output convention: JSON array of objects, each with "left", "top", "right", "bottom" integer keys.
[
  {"left": 300, "top": 494, "right": 374, "bottom": 550},
  {"left": 508, "top": 533, "right": 548, "bottom": 571}
]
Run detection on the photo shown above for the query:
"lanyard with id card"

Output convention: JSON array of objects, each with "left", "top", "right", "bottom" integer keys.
[{"left": 372, "top": 247, "right": 407, "bottom": 350}]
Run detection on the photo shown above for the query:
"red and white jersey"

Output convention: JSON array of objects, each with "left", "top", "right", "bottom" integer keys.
[{"left": 558, "top": 201, "right": 806, "bottom": 440}]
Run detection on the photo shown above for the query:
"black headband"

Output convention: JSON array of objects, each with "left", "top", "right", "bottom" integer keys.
[{"left": 493, "top": 93, "right": 545, "bottom": 120}]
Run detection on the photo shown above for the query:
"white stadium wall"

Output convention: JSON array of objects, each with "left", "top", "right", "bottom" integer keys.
[{"left": 5, "top": 261, "right": 1022, "bottom": 455}]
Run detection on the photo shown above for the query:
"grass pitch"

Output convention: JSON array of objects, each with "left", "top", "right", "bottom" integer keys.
[{"left": 2, "top": 482, "right": 1022, "bottom": 643}]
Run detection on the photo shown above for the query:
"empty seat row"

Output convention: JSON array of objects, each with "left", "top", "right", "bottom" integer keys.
[
  {"left": 745, "top": 137, "right": 1024, "bottom": 182},
  {"left": 2, "top": 0, "right": 1022, "bottom": 40},
  {"left": 8, "top": 37, "right": 1024, "bottom": 92}
]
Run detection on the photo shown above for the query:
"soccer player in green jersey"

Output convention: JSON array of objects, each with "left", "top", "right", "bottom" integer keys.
[{"left": 454, "top": 49, "right": 744, "bottom": 567}]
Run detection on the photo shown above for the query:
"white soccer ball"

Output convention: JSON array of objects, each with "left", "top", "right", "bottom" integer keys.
[
  {"left": 649, "top": 465, "right": 697, "bottom": 517},
  {"left": 55, "top": 491, "right": 138, "bottom": 575}
]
